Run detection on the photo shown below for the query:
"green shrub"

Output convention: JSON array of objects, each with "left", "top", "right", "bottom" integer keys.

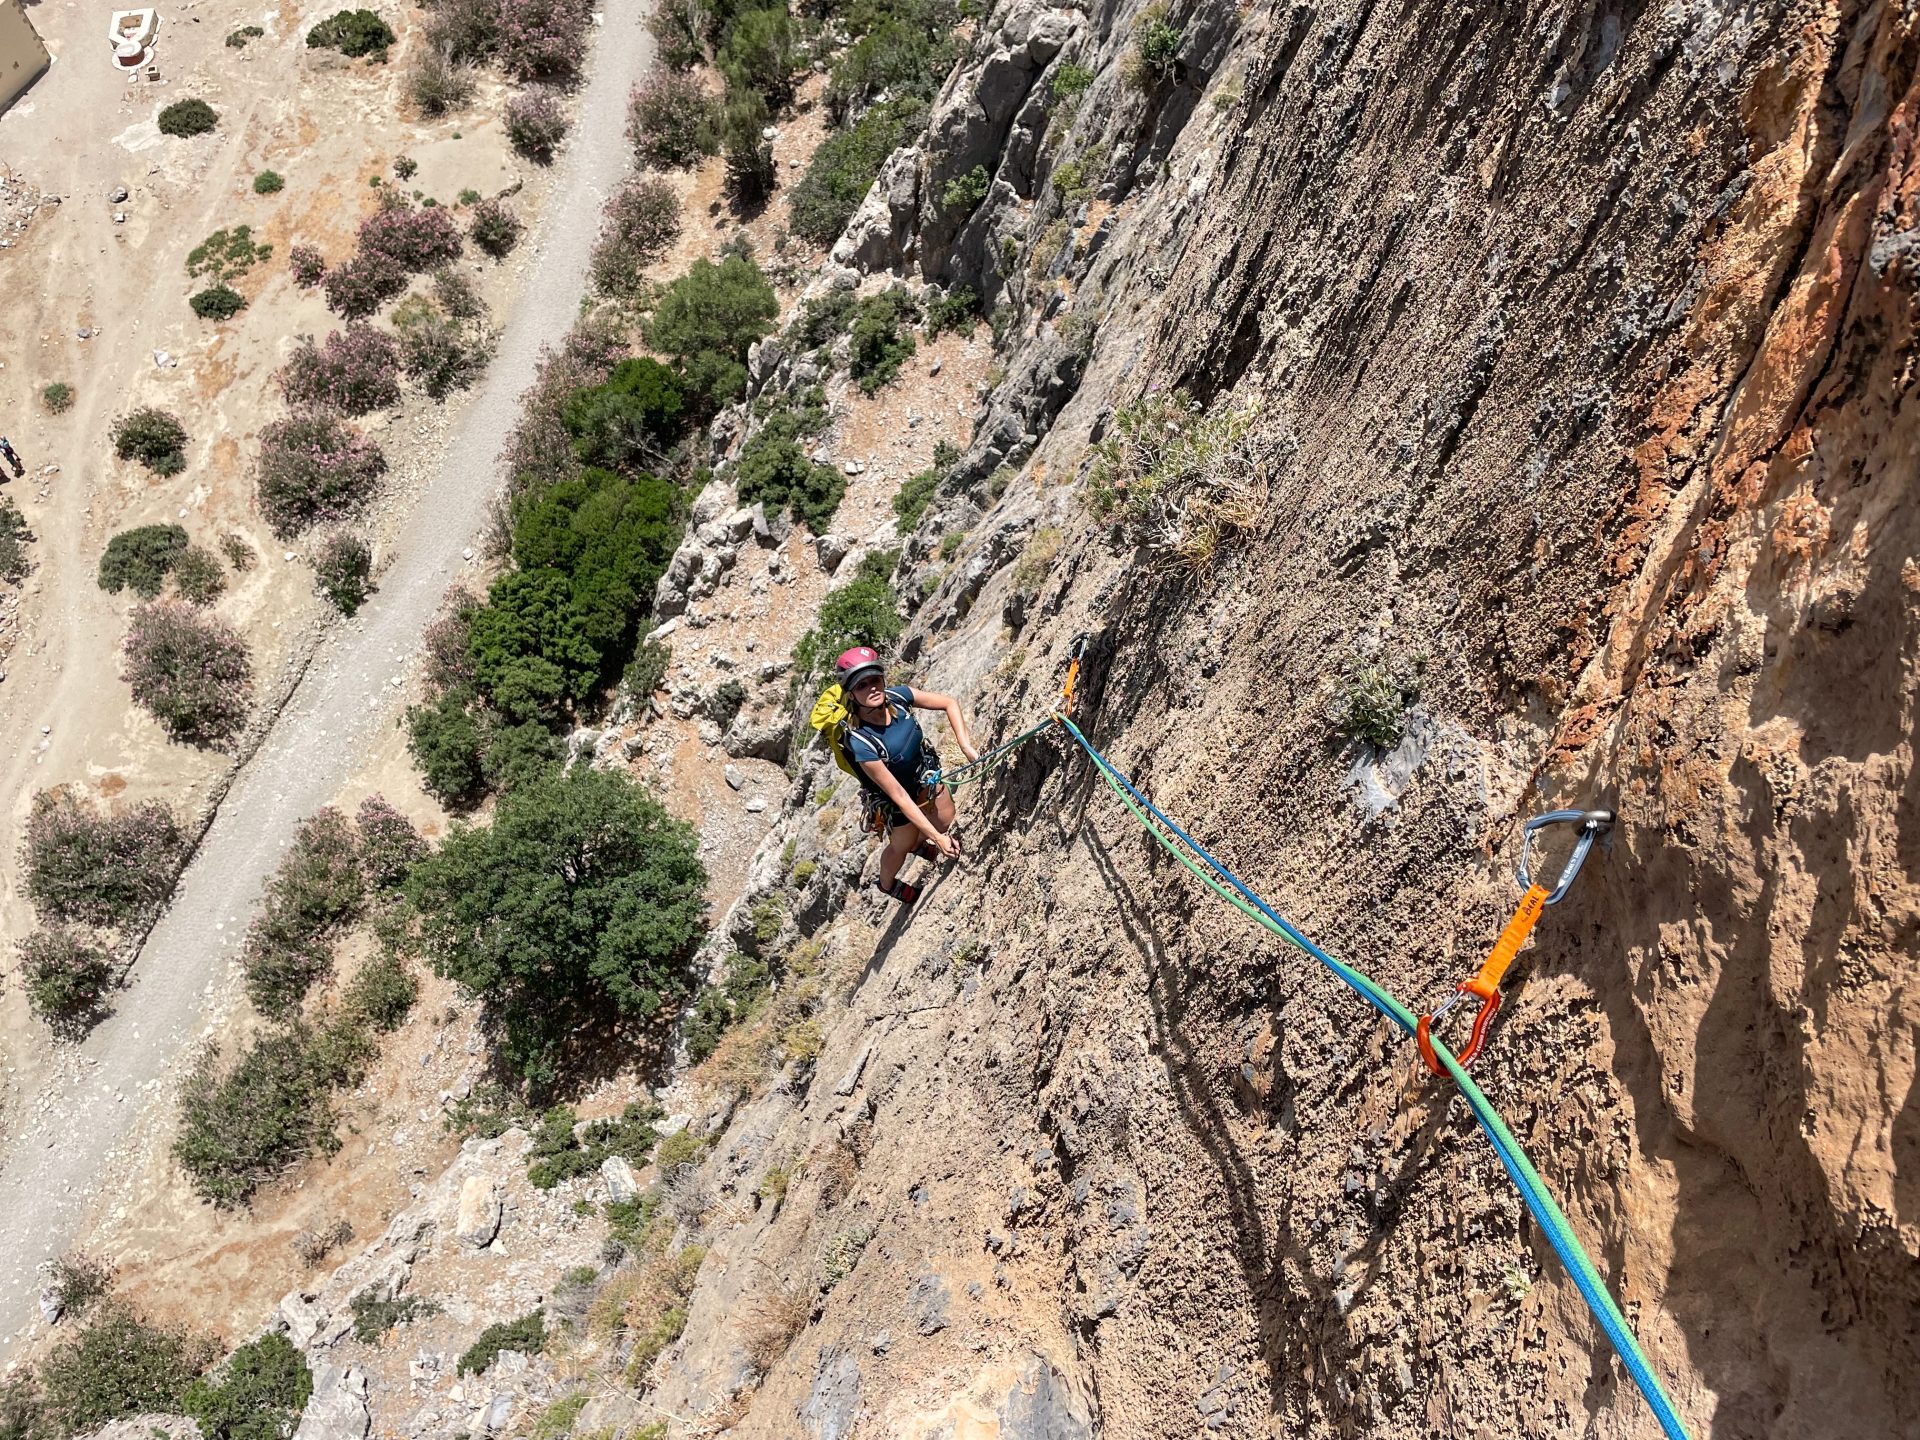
[
  {"left": 559, "top": 357, "right": 686, "bottom": 471},
  {"left": 623, "top": 638, "right": 672, "bottom": 698},
  {"left": 349, "top": 1291, "right": 440, "bottom": 1343},
  {"left": 407, "top": 767, "right": 706, "bottom": 1086},
  {"left": 720, "top": 84, "right": 776, "bottom": 208},
  {"left": 171, "top": 545, "right": 226, "bottom": 604},
  {"left": 226, "top": 24, "right": 265, "bottom": 45},
  {"left": 1051, "top": 153, "right": 1095, "bottom": 207},
  {"left": 533, "top": 1394, "right": 590, "bottom": 1440},
  {"left": 466, "top": 569, "right": 601, "bottom": 722},
  {"left": 479, "top": 717, "right": 563, "bottom": 793},
  {"left": 457, "top": 1313, "right": 546, "bottom": 1375},
  {"left": 158, "top": 99, "right": 219, "bottom": 137},
  {"left": 1049, "top": 60, "right": 1094, "bottom": 109},
  {"left": 734, "top": 435, "right": 845, "bottom": 533},
  {"left": 392, "top": 154, "right": 418, "bottom": 180},
  {"left": 924, "top": 285, "right": 979, "bottom": 336},
  {"left": 307, "top": 8, "right": 395, "bottom": 58},
  {"left": 848, "top": 287, "right": 918, "bottom": 394},
  {"left": 408, "top": 690, "right": 486, "bottom": 806},
  {"left": 98, "top": 524, "right": 189, "bottom": 597},
  {"left": 35, "top": 1302, "right": 216, "bottom": 1431},
  {"left": 111, "top": 408, "right": 189, "bottom": 475},
  {"left": 513, "top": 468, "right": 681, "bottom": 650},
  {"left": 393, "top": 295, "right": 493, "bottom": 399},
  {"left": 718, "top": 6, "right": 799, "bottom": 106},
  {"left": 823, "top": 2, "right": 956, "bottom": 120},
  {"left": 891, "top": 466, "right": 939, "bottom": 529},
  {"left": 939, "top": 529, "right": 965, "bottom": 560},
  {"left": 641, "top": 252, "right": 777, "bottom": 409},
  {"left": 344, "top": 948, "right": 417, "bottom": 1030},
  {"left": 186, "top": 225, "right": 272, "bottom": 285},
  {"left": 253, "top": 169, "right": 285, "bottom": 194},
  {"left": 526, "top": 1099, "right": 661, "bottom": 1187},
  {"left": 40, "top": 381, "right": 73, "bottom": 413},
  {"left": 46, "top": 1254, "right": 113, "bottom": 1319},
  {"left": 788, "top": 97, "right": 925, "bottom": 245},
  {"left": 0, "top": 496, "right": 29, "bottom": 584},
  {"left": 18, "top": 930, "right": 115, "bottom": 1036},
  {"left": 190, "top": 285, "right": 247, "bottom": 321},
  {"left": 790, "top": 549, "right": 901, "bottom": 683},
  {"left": 683, "top": 954, "right": 770, "bottom": 1061},
  {"left": 180, "top": 1332, "right": 312, "bottom": 1440},
  {"left": 172, "top": 1023, "right": 351, "bottom": 1206},
  {"left": 940, "top": 164, "right": 990, "bottom": 216},
  {"left": 796, "top": 290, "right": 856, "bottom": 351},
  {"left": 653, "top": 1125, "right": 708, "bottom": 1171}
]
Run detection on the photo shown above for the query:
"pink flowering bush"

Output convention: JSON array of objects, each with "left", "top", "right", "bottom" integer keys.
[
  {"left": 497, "top": 0, "right": 592, "bottom": 82},
  {"left": 359, "top": 200, "right": 463, "bottom": 272},
  {"left": 280, "top": 326, "right": 403, "bottom": 415},
  {"left": 314, "top": 532, "right": 374, "bottom": 614},
  {"left": 290, "top": 244, "right": 329, "bottom": 288},
  {"left": 22, "top": 789, "right": 188, "bottom": 928},
  {"left": 588, "top": 177, "right": 682, "bottom": 298},
  {"left": 355, "top": 795, "right": 426, "bottom": 889},
  {"left": 257, "top": 413, "right": 389, "bottom": 538},
  {"left": 323, "top": 247, "right": 408, "bottom": 318},
  {"left": 18, "top": 929, "right": 116, "bottom": 1036},
  {"left": 468, "top": 197, "right": 523, "bottom": 257},
  {"left": 505, "top": 89, "right": 568, "bottom": 163},
  {"left": 123, "top": 601, "right": 253, "bottom": 747},
  {"left": 497, "top": 316, "right": 628, "bottom": 492},
  {"left": 627, "top": 68, "right": 720, "bottom": 168},
  {"left": 243, "top": 805, "right": 367, "bottom": 1015},
  {"left": 422, "top": 585, "right": 481, "bottom": 691}
]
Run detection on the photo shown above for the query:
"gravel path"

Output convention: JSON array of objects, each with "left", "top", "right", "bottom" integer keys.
[{"left": 0, "top": 2, "right": 654, "bottom": 1360}]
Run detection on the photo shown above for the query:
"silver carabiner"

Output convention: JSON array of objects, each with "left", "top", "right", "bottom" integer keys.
[{"left": 1517, "top": 809, "right": 1612, "bottom": 905}]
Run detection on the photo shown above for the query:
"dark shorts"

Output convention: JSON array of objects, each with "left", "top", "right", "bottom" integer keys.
[{"left": 860, "top": 744, "right": 943, "bottom": 836}]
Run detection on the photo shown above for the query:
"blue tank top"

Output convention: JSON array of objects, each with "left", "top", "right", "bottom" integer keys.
[{"left": 845, "top": 686, "right": 927, "bottom": 792}]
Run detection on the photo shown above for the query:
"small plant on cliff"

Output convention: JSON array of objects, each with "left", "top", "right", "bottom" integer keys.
[
  {"left": 1049, "top": 60, "right": 1094, "bottom": 110},
  {"left": 789, "top": 550, "right": 901, "bottom": 685},
  {"left": 848, "top": 287, "right": 919, "bottom": 395},
  {"left": 253, "top": 169, "right": 285, "bottom": 194},
  {"left": 226, "top": 24, "right": 264, "bottom": 45},
  {"left": 112, "top": 407, "right": 189, "bottom": 475},
  {"left": 1085, "top": 389, "right": 1262, "bottom": 568},
  {"left": 1331, "top": 661, "right": 1414, "bottom": 751},
  {"left": 1128, "top": 3, "right": 1181, "bottom": 84},
  {"left": 456, "top": 1313, "right": 547, "bottom": 1376},
  {"left": 349, "top": 1292, "right": 441, "bottom": 1343},
  {"left": 22, "top": 790, "right": 187, "bottom": 929},
  {"left": 734, "top": 435, "right": 844, "bottom": 533},
  {"left": 40, "top": 381, "right": 74, "bottom": 413},
  {"left": 189, "top": 285, "right": 247, "bottom": 321},
  {"left": 940, "top": 164, "right": 991, "bottom": 217},
  {"left": 158, "top": 98, "right": 219, "bottom": 137},
  {"left": 123, "top": 601, "right": 253, "bottom": 746},
  {"left": 181, "top": 1331, "right": 314, "bottom": 1440}
]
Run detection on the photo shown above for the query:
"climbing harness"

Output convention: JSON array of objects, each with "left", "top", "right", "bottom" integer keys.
[
  {"left": 1416, "top": 809, "right": 1613, "bottom": 1075},
  {"left": 901, "top": 640, "right": 1690, "bottom": 1439}
]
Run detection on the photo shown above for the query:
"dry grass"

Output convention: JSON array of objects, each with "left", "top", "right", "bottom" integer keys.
[
  {"left": 739, "top": 1276, "right": 812, "bottom": 1376},
  {"left": 808, "top": 1135, "right": 859, "bottom": 1209},
  {"left": 1085, "top": 389, "right": 1266, "bottom": 570}
]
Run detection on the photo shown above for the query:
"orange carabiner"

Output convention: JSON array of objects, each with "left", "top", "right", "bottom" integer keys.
[
  {"left": 1059, "top": 636, "right": 1087, "bottom": 717},
  {"left": 1416, "top": 883, "right": 1550, "bottom": 1074}
]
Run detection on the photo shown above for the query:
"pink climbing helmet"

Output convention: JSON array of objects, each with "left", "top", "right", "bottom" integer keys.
[{"left": 835, "top": 646, "right": 885, "bottom": 691}]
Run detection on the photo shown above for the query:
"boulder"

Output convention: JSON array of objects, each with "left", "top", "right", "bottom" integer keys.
[
  {"left": 292, "top": 1364, "right": 371, "bottom": 1440},
  {"left": 280, "top": 1290, "right": 327, "bottom": 1349},
  {"left": 602, "top": 1155, "right": 640, "bottom": 1205},
  {"left": 454, "top": 1176, "right": 501, "bottom": 1249}
]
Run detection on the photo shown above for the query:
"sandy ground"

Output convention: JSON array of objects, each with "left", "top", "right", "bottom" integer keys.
[{"left": 0, "top": 0, "right": 659, "bottom": 1362}]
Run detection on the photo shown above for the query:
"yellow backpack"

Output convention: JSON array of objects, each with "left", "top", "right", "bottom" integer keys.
[{"left": 810, "top": 685, "right": 872, "bottom": 787}]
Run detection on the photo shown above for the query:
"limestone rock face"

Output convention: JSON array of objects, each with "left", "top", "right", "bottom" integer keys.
[{"left": 454, "top": 1176, "right": 501, "bottom": 1250}]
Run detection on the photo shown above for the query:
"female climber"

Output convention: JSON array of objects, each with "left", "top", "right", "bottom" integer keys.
[{"left": 833, "top": 645, "right": 979, "bottom": 905}]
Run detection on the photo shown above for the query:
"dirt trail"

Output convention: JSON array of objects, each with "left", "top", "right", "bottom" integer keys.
[{"left": 0, "top": 1, "right": 655, "bottom": 1361}]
